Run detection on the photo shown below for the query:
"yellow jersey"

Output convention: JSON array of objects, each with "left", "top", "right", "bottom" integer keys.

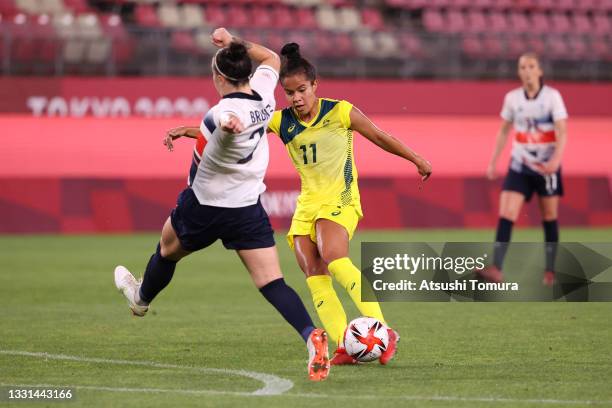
[{"left": 268, "top": 98, "right": 362, "bottom": 220}]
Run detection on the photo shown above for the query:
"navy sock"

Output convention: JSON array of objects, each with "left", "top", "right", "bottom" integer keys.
[
  {"left": 259, "top": 278, "right": 315, "bottom": 343},
  {"left": 493, "top": 217, "right": 514, "bottom": 269},
  {"left": 138, "top": 244, "right": 177, "bottom": 304},
  {"left": 543, "top": 220, "right": 559, "bottom": 272}
]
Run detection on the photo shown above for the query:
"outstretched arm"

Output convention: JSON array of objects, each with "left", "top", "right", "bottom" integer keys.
[
  {"left": 163, "top": 114, "right": 244, "bottom": 152},
  {"left": 211, "top": 27, "right": 280, "bottom": 72},
  {"left": 486, "top": 120, "right": 513, "bottom": 180},
  {"left": 350, "top": 107, "right": 432, "bottom": 181},
  {"left": 533, "top": 119, "right": 567, "bottom": 175}
]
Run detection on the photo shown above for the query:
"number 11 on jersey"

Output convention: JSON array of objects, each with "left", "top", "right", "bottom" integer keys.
[{"left": 299, "top": 143, "right": 317, "bottom": 165}]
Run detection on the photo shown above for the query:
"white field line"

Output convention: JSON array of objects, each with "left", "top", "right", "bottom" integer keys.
[
  {"left": 0, "top": 350, "right": 292, "bottom": 396},
  {"left": 1, "top": 350, "right": 611, "bottom": 405}
]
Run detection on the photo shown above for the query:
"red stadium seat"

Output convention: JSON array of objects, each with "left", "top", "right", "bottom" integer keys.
[
  {"left": 226, "top": 4, "right": 249, "bottom": 28},
  {"left": 134, "top": 4, "right": 160, "bottom": 28},
  {"left": 63, "top": 0, "right": 89, "bottom": 14},
  {"left": 313, "top": 31, "right": 335, "bottom": 56},
  {"left": 591, "top": 35, "right": 612, "bottom": 61},
  {"left": 570, "top": 13, "right": 592, "bottom": 34},
  {"left": 334, "top": 32, "right": 355, "bottom": 57},
  {"left": 0, "top": 0, "right": 18, "bottom": 17},
  {"left": 524, "top": 34, "right": 545, "bottom": 54},
  {"left": 482, "top": 36, "right": 504, "bottom": 58},
  {"left": 528, "top": 12, "right": 550, "bottom": 34},
  {"left": 550, "top": 12, "right": 571, "bottom": 33},
  {"left": 566, "top": 35, "right": 588, "bottom": 60},
  {"left": 398, "top": 31, "right": 427, "bottom": 59},
  {"left": 171, "top": 31, "right": 197, "bottom": 54},
  {"left": 592, "top": 13, "right": 611, "bottom": 34},
  {"left": 461, "top": 35, "right": 483, "bottom": 57},
  {"left": 361, "top": 8, "right": 384, "bottom": 30},
  {"left": 422, "top": 8, "right": 444, "bottom": 32},
  {"left": 294, "top": 7, "right": 317, "bottom": 30},
  {"left": 508, "top": 11, "right": 529, "bottom": 33},
  {"left": 544, "top": 34, "right": 569, "bottom": 59},
  {"left": 250, "top": 5, "right": 274, "bottom": 28},
  {"left": 488, "top": 11, "right": 509, "bottom": 33},
  {"left": 465, "top": 10, "right": 487, "bottom": 33},
  {"left": 270, "top": 4, "right": 293, "bottom": 29},
  {"left": 203, "top": 4, "right": 226, "bottom": 27},
  {"left": 445, "top": 9, "right": 466, "bottom": 34},
  {"left": 506, "top": 33, "right": 527, "bottom": 58}
]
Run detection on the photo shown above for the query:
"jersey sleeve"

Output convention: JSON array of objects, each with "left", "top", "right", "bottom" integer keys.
[
  {"left": 268, "top": 110, "right": 282, "bottom": 135},
  {"left": 500, "top": 92, "right": 514, "bottom": 122},
  {"left": 338, "top": 100, "right": 353, "bottom": 129},
  {"left": 551, "top": 90, "right": 568, "bottom": 121},
  {"left": 200, "top": 107, "right": 218, "bottom": 138},
  {"left": 250, "top": 65, "right": 279, "bottom": 98}
]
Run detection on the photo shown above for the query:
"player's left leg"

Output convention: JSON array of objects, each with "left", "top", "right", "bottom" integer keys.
[
  {"left": 315, "top": 218, "right": 398, "bottom": 365},
  {"left": 237, "top": 246, "right": 330, "bottom": 381},
  {"left": 538, "top": 195, "right": 559, "bottom": 286}
]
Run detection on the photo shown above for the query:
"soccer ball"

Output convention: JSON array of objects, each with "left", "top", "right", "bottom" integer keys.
[{"left": 343, "top": 317, "right": 389, "bottom": 362}]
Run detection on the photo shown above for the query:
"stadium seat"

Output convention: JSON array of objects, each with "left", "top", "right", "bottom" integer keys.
[
  {"left": 158, "top": 2, "right": 181, "bottom": 28},
  {"left": 422, "top": 8, "right": 444, "bottom": 32},
  {"left": 100, "top": 14, "right": 133, "bottom": 64},
  {"left": 571, "top": 13, "right": 592, "bottom": 34},
  {"left": 524, "top": 34, "right": 545, "bottom": 54},
  {"left": 171, "top": 30, "right": 197, "bottom": 54},
  {"left": 14, "top": 0, "right": 36, "bottom": 14},
  {"left": 566, "top": 35, "right": 588, "bottom": 60},
  {"left": 482, "top": 35, "right": 504, "bottom": 59},
  {"left": 506, "top": 33, "right": 527, "bottom": 58},
  {"left": 361, "top": 8, "right": 384, "bottom": 30},
  {"left": 529, "top": 12, "right": 550, "bottom": 34},
  {"left": 270, "top": 4, "right": 293, "bottom": 29},
  {"left": 488, "top": 11, "right": 510, "bottom": 33},
  {"left": 465, "top": 9, "right": 487, "bottom": 33},
  {"left": 203, "top": 4, "right": 225, "bottom": 27},
  {"left": 592, "top": 13, "right": 611, "bottom": 34},
  {"left": 461, "top": 35, "right": 483, "bottom": 58},
  {"left": 181, "top": 4, "right": 205, "bottom": 29},
  {"left": 0, "top": 0, "right": 19, "bottom": 17},
  {"left": 251, "top": 5, "right": 275, "bottom": 29},
  {"left": 550, "top": 12, "right": 571, "bottom": 33},
  {"left": 134, "top": 4, "right": 160, "bottom": 28},
  {"left": 294, "top": 7, "right": 317, "bottom": 29},
  {"left": 336, "top": 7, "right": 361, "bottom": 32},
  {"left": 194, "top": 28, "right": 217, "bottom": 55},
  {"left": 544, "top": 34, "right": 568, "bottom": 59},
  {"left": 63, "top": 0, "right": 88, "bottom": 14},
  {"left": 508, "top": 11, "right": 529, "bottom": 33},
  {"left": 226, "top": 4, "right": 249, "bottom": 28},
  {"left": 398, "top": 31, "right": 427, "bottom": 59},
  {"left": 38, "top": 0, "right": 65, "bottom": 15},
  {"left": 445, "top": 9, "right": 466, "bottom": 34},
  {"left": 86, "top": 37, "right": 110, "bottom": 63},
  {"left": 315, "top": 5, "right": 337, "bottom": 31}
]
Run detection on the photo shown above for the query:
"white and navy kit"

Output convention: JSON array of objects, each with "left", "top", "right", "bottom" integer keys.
[
  {"left": 500, "top": 85, "right": 568, "bottom": 201},
  {"left": 171, "top": 64, "right": 279, "bottom": 251}
]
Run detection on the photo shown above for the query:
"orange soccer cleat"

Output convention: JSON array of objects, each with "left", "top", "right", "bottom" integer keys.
[
  {"left": 306, "top": 328, "right": 330, "bottom": 381},
  {"left": 330, "top": 347, "right": 358, "bottom": 366},
  {"left": 543, "top": 270, "right": 555, "bottom": 287},
  {"left": 379, "top": 328, "right": 400, "bottom": 365},
  {"left": 476, "top": 265, "right": 504, "bottom": 283}
]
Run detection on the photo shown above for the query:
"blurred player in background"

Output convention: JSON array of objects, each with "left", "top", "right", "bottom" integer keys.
[
  {"left": 114, "top": 28, "right": 330, "bottom": 381},
  {"left": 482, "top": 53, "right": 568, "bottom": 286},
  {"left": 268, "top": 43, "right": 432, "bottom": 365}
]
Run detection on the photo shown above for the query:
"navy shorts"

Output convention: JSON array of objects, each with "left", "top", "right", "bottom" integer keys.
[
  {"left": 170, "top": 188, "right": 275, "bottom": 251},
  {"left": 502, "top": 168, "right": 564, "bottom": 202}
]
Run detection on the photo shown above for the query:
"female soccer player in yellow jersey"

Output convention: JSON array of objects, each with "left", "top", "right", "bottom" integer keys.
[{"left": 268, "top": 43, "right": 432, "bottom": 365}]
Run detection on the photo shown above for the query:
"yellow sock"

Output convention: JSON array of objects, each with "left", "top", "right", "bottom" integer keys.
[
  {"left": 306, "top": 275, "right": 347, "bottom": 346},
  {"left": 328, "top": 257, "right": 386, "bottom": 324}
]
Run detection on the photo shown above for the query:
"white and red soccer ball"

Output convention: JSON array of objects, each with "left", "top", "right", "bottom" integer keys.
[{"left": 343, "top": 317, "right": 389, "bottom": 362}]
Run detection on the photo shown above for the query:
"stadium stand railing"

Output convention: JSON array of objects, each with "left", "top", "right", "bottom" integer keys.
[{"left": 0, "top": 0, "right": 611, "bottom": 79}]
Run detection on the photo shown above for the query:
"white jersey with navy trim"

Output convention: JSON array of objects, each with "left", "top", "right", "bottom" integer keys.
[
  {"left": 189, "top": 64, "right": 278, "bottom": 208},
  {"left": 500, "top": 84, "right": 568, "bottom": 173}
]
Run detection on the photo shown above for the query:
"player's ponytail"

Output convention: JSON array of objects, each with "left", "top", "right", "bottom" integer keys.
[
  {"left": 213, "top": 42, "right": 252, "bottom": 86},
  {"left": 280, "top": 42, "right": 316, "bottom": 83}
]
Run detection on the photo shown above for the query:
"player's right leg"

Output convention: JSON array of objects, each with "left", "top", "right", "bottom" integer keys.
[
  {"left": 115, "top": 216, "right": 190, "bottom": 316},
  {"left": 237, "top": 246, "right": 330, "bottom": 381}
]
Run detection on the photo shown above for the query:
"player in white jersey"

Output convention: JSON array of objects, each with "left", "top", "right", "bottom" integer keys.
[
  {"left": 113, "top": 28, "right": 330, "bottom": 381},
  {"left": 480, "top": 53, "right": 568, "bottom": 286}
]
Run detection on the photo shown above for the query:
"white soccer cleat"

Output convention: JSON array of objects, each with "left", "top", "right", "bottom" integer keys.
[{"left": 114, "top": 265, "right": 148, "bottom": 317}]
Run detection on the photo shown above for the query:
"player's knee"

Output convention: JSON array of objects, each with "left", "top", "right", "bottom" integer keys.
[{"left": 542, "top": 210, "right": 557, "bottom": 221}]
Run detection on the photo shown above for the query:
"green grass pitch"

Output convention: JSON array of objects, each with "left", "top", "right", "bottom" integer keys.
[{"left": 1, "top": 228, "right": 611, "bottom": 407}]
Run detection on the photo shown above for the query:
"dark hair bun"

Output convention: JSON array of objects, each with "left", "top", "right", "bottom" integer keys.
[
  {"left": 226, "top": 42, "right": 248, "bottom": 61},
  {"left": 280, "top": 43, "right": 301, "bottom": 60}
]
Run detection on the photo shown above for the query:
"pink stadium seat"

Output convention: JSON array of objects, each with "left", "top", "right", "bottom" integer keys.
[
  {"left": 203, "top": 4, "right": 226, "bottom": 27},
  {"left": 134, "top": 4, "right": 160, "bottom": 28},
  {"left": 226, "top": 4, "right": 249, "bottom": 28},
  {"left": 592, "top": 13, "right": 611, "bottom": 34},
  {"left": 533, "top": 0, "right": 554, "bottom": 12},
  {"left": 591, "top": 35, "right": 612, "bottom": 60},
  {"left": 100, "top": 14, "right": 132, "bottom": 64},
  {"left": 571, "top": 13, "right": 592, "bottom": 34},
  {"left": 361, "top": 8, "right": 384, "bottom": 30},
  {"left": 422, "top": 8, "right": 444, "bottom": 32},
  {"left": 529, "top": 12, "right": 550, "bottom": 33},
  {"left": 171, "top": 31, "right": 197, "bottom": 54},
  {"left": 575, "top": 0, "right": 597, "bottom": 12},
  {"left": 472, "top": 0, "right": 493, "bottom": 9},
  {"left": 295, "top": 7, "right": 317, "bottom": 30},
  {"left": 334, "top": 32, "right": 354, "bottom": 57},
  {"left": 566, "top": 35, "right": 588, "bottom": 60},
  {"left": 250, "top": 5, "right": 274, "bottom": 28},
  {"left": 556, "top": 0, "right": 576, "bottom": 12},
  {"left": 271, "top": 4, "right": 293, "bottom": 29},
  {"left": 524, "top": 35, "right": 545, "bottom": 54},
  {"left": 490, "top": 0, "right": 514, "bottom": 11},
  {"left": 508, "top": 11, "right": 529, "bottom": 33},
  {"left": 544, "top": 35, "right": 569, "bottom": 59},
  {"left": 313, "top": 31, "right": 335, "bottom": 56},
  {"left": 284, "top": 30, "right": 311, "bottom": 51},
  {"left": 461, "top": 36, "right": 482, "bottom": 57},
  {"left": 550, "top": 12, "right": 571, "bottom": 33},
  {"left": 445, "top": 9, "right": 466, "bottom": 33},
  {"left": 506, "top": 34, "right": 527, "bottom": 58},
  {"left": 465, "top": 10, "right": 487, "bottom": 33},
  {"left": 482, "top": 36, "right": 504, "bottom": 58},
  {"left": 488, "top": 11, "right": 509, "bottom": 32},
  {"left": 398, "top": 31, "right": 426, "bottom": 58}
]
